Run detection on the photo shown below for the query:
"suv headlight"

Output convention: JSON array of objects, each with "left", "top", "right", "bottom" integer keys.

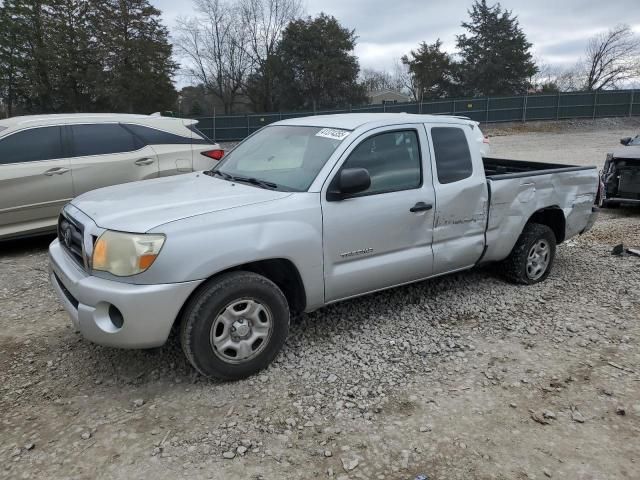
[{"left": 92, "top": 231, "right": 165, "bottom": 276}]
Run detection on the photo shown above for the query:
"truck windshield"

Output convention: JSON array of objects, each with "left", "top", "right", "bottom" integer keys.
[{"left": 212, "top": 125, "right": 350, "bottom": 191}]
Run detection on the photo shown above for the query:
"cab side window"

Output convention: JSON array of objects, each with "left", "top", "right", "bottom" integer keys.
[
  {"left": 0, "top": 126, "right": 63, "bottom": 165},
  {"left": 431, "top": 127, "right": 473, "bottom": 184},
  {"left": 340, "top": 130, "right": 421, "bottom": 195},
  {"left": 71, "top": 124, "right": 142, "bottom": 157}
]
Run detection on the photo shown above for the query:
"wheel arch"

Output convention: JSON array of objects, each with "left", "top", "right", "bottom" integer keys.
[
  {"left": 174, "top": 258, "right": 307, "bottom": 331},
  {"left": 527, "top": 206, "right": 566, "bottom": 244}
]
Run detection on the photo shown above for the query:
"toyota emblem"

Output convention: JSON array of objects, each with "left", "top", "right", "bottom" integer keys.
[{"left": 63, "top": 227, "right": 72, "bottom": 248}]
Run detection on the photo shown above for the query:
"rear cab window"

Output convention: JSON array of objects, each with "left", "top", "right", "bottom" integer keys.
[
  {"left": 0, "top": 126, "right": 64, "bottom": 164},
  {"left": 431, "top": 127, "right": 473, "bottom": 184}
]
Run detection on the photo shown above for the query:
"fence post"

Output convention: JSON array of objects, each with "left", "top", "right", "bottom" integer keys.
[
  {"left": 213, "top": 108, "right": 216, "bottom": 141},
  {"left": 522, "top": 93, "right": 528, "bottom": 123},
  {"left": 485, "top": 97, "right": 490, "bottom": 124},
  {"left": 383, "top": 102, "right": 386, "bottom": 113},
  {"left": 556, "top": 93, "right": 561, "bottom": 120},
  {"left": 630, "top": 90, "right": 635, "bottom": 117},
  {"left": 592, "top": 90, "right": 598, "bottom": 119},
  {"left": 246, "top": 114, "right": 250, "bottom": 138}
]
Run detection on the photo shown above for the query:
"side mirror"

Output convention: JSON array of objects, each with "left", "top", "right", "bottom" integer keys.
[
  {"left": 620, "top": 137, "right": 632, "bottom": 146},
  {"left": 328, "top": 168, "right": 371, "bottom": 200}
]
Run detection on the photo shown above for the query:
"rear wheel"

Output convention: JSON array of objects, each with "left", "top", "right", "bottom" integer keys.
[
  {"left": 180, "top": 271, "right": 290, "bottom": 380},
  {"left": 502, "top": 223, "right": 557, "bottom": 285}
]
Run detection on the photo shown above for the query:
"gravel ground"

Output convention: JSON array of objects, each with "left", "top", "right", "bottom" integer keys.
[{"left": 2, "top": 118, "right": 640, "bottom": 480}]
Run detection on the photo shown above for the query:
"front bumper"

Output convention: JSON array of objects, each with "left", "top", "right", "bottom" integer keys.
[{"left": 49, "top": 239, "right": 203, "bottom": 348}]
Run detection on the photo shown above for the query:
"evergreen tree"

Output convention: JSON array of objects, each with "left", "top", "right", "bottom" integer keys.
[
  {"left": 0, "top": 0, "right": 56, "bottom": 113},
  {"left": 90, "top": 0, "right": 178, "bottom": 113},
  {"left": 275, "top": 14, "right": 367, "bottom": 111},
  {"left": 0, "top": 2, "right": 25, "bottom": 115},
  {"left": 49, "top": 0, "right": 102, "bottom": 112},
  {"left": 401, "top": 40, "right": 453, "bottom": 101},
  {"left": 456, "top": 0, "right": 537, "bottom": 96}
]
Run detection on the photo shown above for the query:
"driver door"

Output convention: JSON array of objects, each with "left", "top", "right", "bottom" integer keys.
[{"left": 321, "top": 126, "right": 435, "bottom": 302}]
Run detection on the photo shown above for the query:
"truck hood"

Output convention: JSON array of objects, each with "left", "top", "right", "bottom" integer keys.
[
  {"left": 71, "top": 173, "right": 291, "bottom": 232},
  {"left": 611, "top": 145, "right": 640, "bottom": 160}
]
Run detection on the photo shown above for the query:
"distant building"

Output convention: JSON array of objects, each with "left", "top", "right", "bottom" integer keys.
[{"left": 368, "top": 90, "right": 411, "bottom": 105}]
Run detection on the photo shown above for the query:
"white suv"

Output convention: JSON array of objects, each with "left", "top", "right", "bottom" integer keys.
[{"left": 0, "top": 113, "right": 223, "bottom": 240}]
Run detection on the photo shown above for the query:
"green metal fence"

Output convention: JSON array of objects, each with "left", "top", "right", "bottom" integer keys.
[{"left": 194, "top": 89, "right": 640, "bottom": 142}]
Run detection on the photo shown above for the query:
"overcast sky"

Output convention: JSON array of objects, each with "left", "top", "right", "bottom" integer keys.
[{"left": 153, "top": 0, "right": 640, "bottom": 83}]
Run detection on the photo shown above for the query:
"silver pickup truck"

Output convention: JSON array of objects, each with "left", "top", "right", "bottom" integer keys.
[{"left": 49, "top": 113, "right": 598, "bottom": 380}]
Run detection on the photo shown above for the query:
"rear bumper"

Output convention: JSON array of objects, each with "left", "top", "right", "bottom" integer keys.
[
  {"left": 49, "top": 239, "right": 202, "bottom": 348},
  {"left": 581, "top": 206, "right": 599, "bottom": 234}
]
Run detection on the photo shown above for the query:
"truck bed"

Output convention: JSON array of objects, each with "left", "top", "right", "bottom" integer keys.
[{"left": 483, "top": 157, "right": 596, "bottom": 180}]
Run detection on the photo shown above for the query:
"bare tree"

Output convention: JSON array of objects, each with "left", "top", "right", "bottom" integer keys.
[
  {"left": 175, "top": 0, "right": 252, "bottom": 114},
  {"left": 360, "top": 68, "right": 404, "bottom": 93},
  {"left": 239, "top": 0, "right": 302, "bottom": 111},
  {"left": 582, "top": 24, "right": 640, "bottom": 91},
  {"left": 239, "top": 0, "right": 302, "bottom": 64},
  {"left": 394, "top": 59, "right": 420, "bottom": 102}
]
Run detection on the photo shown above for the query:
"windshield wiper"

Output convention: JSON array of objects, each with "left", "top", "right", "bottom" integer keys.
[
  {"left": 231, "top": 175, "right": 279, "bottom": 190},
  {"left": 207, "top": 169, "right": 233, "bottom": 181},
  {"left": 206, "top": 169, "right": 279, "bottom": 190}
]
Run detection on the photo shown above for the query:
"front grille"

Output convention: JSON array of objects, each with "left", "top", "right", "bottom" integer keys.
[{"left": 58, "top": 213, "right": 85, "bottom": 268}]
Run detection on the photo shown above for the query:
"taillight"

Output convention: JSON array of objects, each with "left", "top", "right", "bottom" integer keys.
[{"left": 201, "top": 149, "right": 225, "bottom": 160}]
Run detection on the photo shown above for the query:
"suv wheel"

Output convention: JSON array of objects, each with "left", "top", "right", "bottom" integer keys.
[
  {"left": 180, "top": 271, "right": 290, "bottom": 380},
  {"left": 502, "top": 223, "right": 557, "bottom": 285}
]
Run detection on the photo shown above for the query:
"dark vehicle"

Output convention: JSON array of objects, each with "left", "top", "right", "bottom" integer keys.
[{"left": 598, "top": 135, "right": 640, "bottom": 207}]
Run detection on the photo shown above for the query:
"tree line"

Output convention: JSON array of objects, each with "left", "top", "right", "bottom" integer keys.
[
  {"left": 177, "top": 0, "right": 639, "bottom": 115},
  {"left": 0, "top": 0, "right": 177, "bottom": 117},
  {"left": 1, "top": 0, "right": 638, "bottom": 118}
]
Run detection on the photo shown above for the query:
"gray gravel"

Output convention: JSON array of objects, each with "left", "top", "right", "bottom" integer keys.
[{"left": 1, "top": 118, "right": 640, "bottom": 479}]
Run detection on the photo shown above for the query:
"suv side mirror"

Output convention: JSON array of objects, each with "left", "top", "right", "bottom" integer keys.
[
  {"left": 620, "top": 137, "right": 632, "bottom": 146},
  {"left": 328, "top": 168, "right": 371, "bottom": 200}
]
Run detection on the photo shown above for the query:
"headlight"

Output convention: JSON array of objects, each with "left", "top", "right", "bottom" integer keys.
[{"left": 92, "top": 231, "right": 165, "bottom": 276}]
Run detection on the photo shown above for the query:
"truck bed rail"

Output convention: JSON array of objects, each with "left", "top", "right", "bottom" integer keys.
[{"left": 484, "top": 157, "right": 597, "bottom": 180}]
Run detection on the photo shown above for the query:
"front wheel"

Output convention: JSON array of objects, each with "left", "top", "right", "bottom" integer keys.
[
  {"left": 180, "top": 271, "right": 290, "bottom": 380},
  {"left": 502, "top": 223, "right": 557, "bottom": 285}
]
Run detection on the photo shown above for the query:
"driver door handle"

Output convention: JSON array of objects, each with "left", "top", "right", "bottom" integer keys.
[
  {"left": 410, "top": 202, "right": 433, "bottom": 213},
  {"left": 135, "top": 158, "right": 155, "bottom": 166},
  {"left": 43, "top": 167, "right": 70, "bottom": 176}
]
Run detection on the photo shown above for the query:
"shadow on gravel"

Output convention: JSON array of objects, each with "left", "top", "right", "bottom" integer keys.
[
  {"left": 39, "top": 268, "right": 496, "bottom": 391},
  {"left": 599, "top": 205, "right": 640, "bottom": 219},
  {"left": 0, "top": 233, "right": 55, "bottom": 255}
]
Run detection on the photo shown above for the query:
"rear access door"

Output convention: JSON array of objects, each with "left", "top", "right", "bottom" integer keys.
[{"left": 426, "top": 124, "right": 489, "bottom": 275}]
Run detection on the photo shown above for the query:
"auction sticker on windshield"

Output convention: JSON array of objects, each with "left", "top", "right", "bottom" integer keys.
[{"left": 316, "top": 128, "right": 350, "bottom": 140}]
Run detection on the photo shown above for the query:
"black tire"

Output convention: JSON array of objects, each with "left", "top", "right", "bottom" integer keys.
[
  {"left": 180, "top": 271, "right": 290, "bottom": 380},
  {"left": 502, "top": 223, "right": 557, "bottom": 285}
]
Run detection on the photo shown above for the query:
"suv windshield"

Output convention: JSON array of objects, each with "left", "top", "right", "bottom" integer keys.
[
  {"left": 212, "top": 125, "right": 350, "bottom": 191},
  {"left": 629, "top": 135, "right": 640, "bottom": 146}
]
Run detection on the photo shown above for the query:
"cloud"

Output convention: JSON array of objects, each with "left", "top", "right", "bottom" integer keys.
[{"left": 153, "top": 0, "right": 640, "bottom": 74}]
